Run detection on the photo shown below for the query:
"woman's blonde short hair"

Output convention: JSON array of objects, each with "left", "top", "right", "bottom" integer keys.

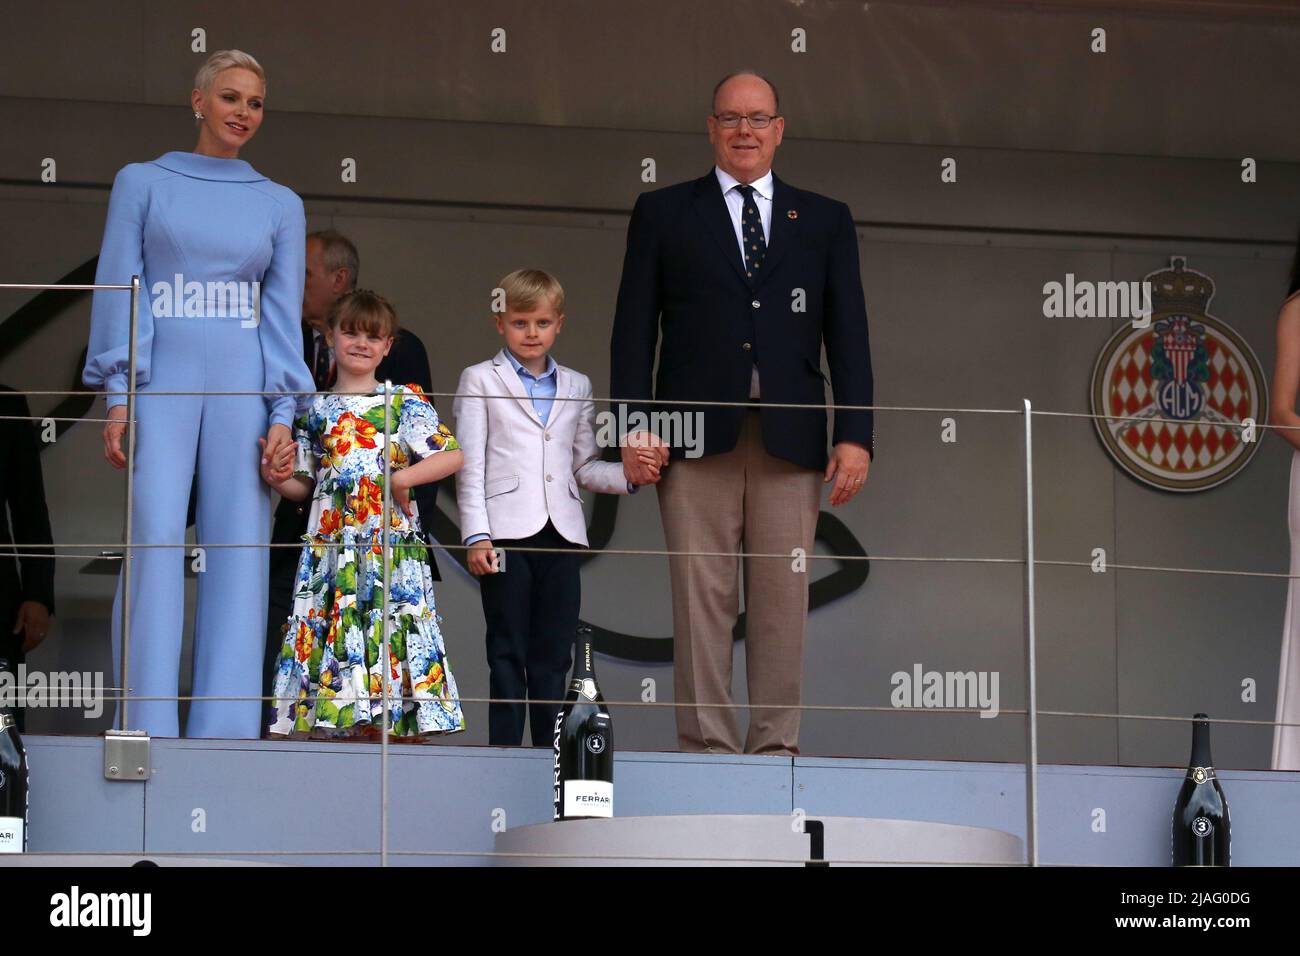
[
  {"left": 497, "top": 269, "right": 565, "bottom": 315},
  {"left": 194, "top": 49, "right": 266, "bottom": 95}
]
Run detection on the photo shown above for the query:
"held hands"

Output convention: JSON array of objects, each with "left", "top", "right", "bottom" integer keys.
[
  {"left": 258, "top": 423, "right": 295, "bottom": 485},
  {"left": 467, "top": 539, "right": 500, "bottom": 576},
  {"left": 258, "top": 436, "right": 295, "bottom": 486},
  {"left": 824, "top": 440, "right": 871, "bottom": 506},
  {"left": 621, "top": 430, "right": 671, "bottom": 485},
  {"left": 634, "top": 447, "right": 662, "bottom": 479}
]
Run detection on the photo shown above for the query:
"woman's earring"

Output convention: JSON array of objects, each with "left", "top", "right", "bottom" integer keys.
[{"left": 194, "top": 110, "right": 204, "bottom": 120}]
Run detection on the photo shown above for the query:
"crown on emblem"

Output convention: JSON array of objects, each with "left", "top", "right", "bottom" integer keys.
[{"left": 1150, "top": 256, "right": 1214, "bottom": 314}]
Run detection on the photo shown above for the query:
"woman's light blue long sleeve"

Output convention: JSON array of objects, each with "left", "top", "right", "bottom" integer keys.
[
  {"left": 83, "top": 164, "right": 157, "bottom": 408},
  {"left": 255, "top": 187, "right": 312, "bottom": 428}
]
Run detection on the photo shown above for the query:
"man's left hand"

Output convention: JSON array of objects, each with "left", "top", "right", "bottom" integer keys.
[
  {"left": 14, "top": 600, "right": 51, "bottom": 653},
  {"left": 824, "top": 441, "right": 871, "bottom": 506}
]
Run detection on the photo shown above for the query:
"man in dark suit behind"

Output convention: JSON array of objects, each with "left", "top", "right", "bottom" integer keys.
[
  {"left": 611, "top": 71, "right": 875, "bottom": 756},
  {"left": 263, "top": 230, "right": 442, "bottom": 716},
  {"left": 0, "top": 386, "right": 55, "bottom": 732}
]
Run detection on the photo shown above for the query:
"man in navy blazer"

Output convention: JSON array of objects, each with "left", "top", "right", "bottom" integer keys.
[{"left": 611, "top": 71, "right": 874, "bottom": 755}]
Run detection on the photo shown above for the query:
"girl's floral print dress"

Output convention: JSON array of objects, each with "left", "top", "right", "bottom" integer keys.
[{"left": 268, "top": 384, "right": 465, "bottom": 738}]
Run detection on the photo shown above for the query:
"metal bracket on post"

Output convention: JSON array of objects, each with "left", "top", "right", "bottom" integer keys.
[{"left": 103, "top": 730, "right": 151, "bottom": 782}]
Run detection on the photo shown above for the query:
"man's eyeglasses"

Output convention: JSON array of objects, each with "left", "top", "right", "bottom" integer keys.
[{"left": 712, "top": 112, "right": 779, "bottom": 129}]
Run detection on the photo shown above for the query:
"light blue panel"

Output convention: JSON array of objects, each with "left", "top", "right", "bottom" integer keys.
[
  {"left": 26, "top": 736, "right": 144, "bottom": 853},
  {"left": 794, "top": 757, "right": 1028, "bottom": 843},
  {"left": 1037, "top": 765, "right": 1182, "bottom": 865},
  {"left": 136, "top": 742, "right": 793, "bottom": 866},
  {"left": 614, "top": 752, "right": 793, "bottom": 817},
  {"left": 1023, "top": 765, "right": 1300, "bottom": 866},
  {"left": 797, "top": 759, "right": 1300, "bottom": 866},
  {"left": 386, "top": 746, "right": 550, "bottom": 865},
  {"left": 1214, "top": 772, "right": 1300, "bottom": 866},
  {"left": 26, "top": 735, "right": 1300, "bottom": 866},
  {"left": 333, "top": 748, "right": 792, "bottom": 865},
  {"left": 142, "top": 738, "right": 384, "bottom": 866}
]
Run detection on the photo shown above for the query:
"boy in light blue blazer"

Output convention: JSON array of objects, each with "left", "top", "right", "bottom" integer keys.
[{"left": 455, "top": 269, "right": 659, "bottom": 745}]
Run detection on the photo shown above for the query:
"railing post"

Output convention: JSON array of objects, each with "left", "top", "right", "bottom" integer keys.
[
  {"left": 1022, "top": 398, "right": 1039, "bottom": 866},
  {"left": 119, "top": 274, "right": 140, "bottom": 731},
  {"left": 380, "top": 379, "right": 393, "bottom": 867}
]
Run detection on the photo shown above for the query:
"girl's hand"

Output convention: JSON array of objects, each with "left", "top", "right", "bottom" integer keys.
[
  {"left": 257, "top": 437, "right": 296, "bottom": 485},
  {"left": 467, "top": 539, "right": 498, "bottom": 576},
  {"left": 273, "top": 441, "right": 295, "bottom": 481},
  {"left": 390, "top": 470, "right": 415, "bottom": 517},
  {"left": 103, "top": 405, "right": 128, "bottom": 469},
  {"left": 272, "top": 440, "right": 295, "bottom": 482}
]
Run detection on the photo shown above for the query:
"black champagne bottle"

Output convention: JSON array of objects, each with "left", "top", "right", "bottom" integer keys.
[
  {"left": 0, "top": 659, "right": 28, "bottom": 853},
  {"left": 552, "top": 634, "right": 613, "bottom": 821},
  {"left": 1171, "top": 713, "right": 1230, "bottom": 866}
]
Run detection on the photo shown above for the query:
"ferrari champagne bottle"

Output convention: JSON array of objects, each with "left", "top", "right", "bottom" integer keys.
[
  {"left": 552, "top": 634, "right": 613, "bottom": 821},
  {"left": 0, "top": 660, "right": 28, "bottom": 853}
]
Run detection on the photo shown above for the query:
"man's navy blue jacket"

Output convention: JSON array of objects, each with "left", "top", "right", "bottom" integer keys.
[{"left": 611, "top": 169, "right": 875, "bottom": 471}]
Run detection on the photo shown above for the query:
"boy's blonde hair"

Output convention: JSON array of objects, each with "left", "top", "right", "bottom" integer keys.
[
  {"left": 327, "top": 289, "right": 400, "bottom": 339},
  {"left": 194, "top": 49, "right": 266, "bottom": 94},
  {"left": 498, "top": 269, "right": 565, "bottom": 315}
]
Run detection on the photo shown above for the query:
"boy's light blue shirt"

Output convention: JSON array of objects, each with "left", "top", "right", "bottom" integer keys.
[
  {"left": 464, "top": 348, "right": 636, "bottom": 548},
  {"left": 504, "top": 348, "right": 558, "bottom": 425}
]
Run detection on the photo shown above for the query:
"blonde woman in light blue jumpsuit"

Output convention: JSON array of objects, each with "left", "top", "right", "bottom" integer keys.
[{"left": 84, "top": 50, "right": 313, "bottom": 738}]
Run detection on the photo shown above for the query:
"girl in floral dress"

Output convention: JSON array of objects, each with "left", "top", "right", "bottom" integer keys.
[{"left": 262, "top": 290, "right": 466, "bottom": 738}]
